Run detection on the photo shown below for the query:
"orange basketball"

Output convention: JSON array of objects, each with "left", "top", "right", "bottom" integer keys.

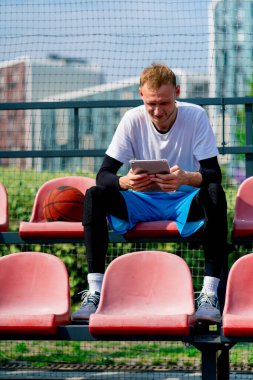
[{"left": 43, "top": 186, "right": 85, "bottom": 222}]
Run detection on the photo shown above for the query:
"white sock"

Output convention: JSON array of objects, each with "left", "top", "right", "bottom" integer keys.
[
  {"left": 88, "top": 273, "right": 104, "bottom": 294},
  {"left": 201, "top": 276, "right": 220, "bottom": 296}
]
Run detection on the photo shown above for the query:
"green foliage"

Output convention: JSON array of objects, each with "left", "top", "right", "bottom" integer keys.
[
  {"left": 14, "top": 343, "right": 29, "bottom": 354},
  {"left": 235, "top": 76, "right": 253, "bottom": 160}
]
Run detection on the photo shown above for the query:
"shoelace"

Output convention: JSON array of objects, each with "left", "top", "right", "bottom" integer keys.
[
  {"left": 78, "top": 290, "right": 100, "bottom": 306},
  {"left": 195, "top": 292, "right": 217, "bottom": 308}
]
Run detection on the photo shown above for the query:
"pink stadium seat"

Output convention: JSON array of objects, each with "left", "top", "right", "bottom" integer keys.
[
  {"left": 0, "top": 251, "right": 70, "bottom": 334},
  {"left": 232, "top": 176, "right": 253, "bottom": 239},
  {"left": 0, "top": 183, "right": 9, "bottom": 232},
  {"left": 125, "top": 220, "right": 180, "bottom": 238},
  {"left": 125, "top": 220, "right": 204, "bottom": 240},
  {"left": 223, "top": 253, "right": 253, "bottom": 336},
  {"left": 19, "top": 176, "right": 95, "bottom": 239},
  {"left": 89, "top": 250, "right": 196, "bottom": 337}
]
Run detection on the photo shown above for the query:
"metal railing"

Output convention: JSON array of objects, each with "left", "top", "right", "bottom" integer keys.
[{"left": 0, "top": 96, "right": 252, "bottom": 175}]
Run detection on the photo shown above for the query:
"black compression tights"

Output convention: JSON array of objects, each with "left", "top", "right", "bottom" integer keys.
[
  {"left": 83, "top": 186, "right": 128, "bottom": 273},
  {"left": 83, "top": 184, "right": 228, "bottom": 277}
]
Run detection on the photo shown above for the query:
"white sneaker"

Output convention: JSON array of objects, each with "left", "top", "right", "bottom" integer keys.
[
  {"left": 71, "top": 290, "right": 100, "bottom": 321},
  {"left": 195, "top": 292, "right": 221, "bottom": 323}
]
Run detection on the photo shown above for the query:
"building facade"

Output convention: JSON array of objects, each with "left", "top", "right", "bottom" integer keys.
[
  {"left": 0, "top": 55, "right": 104, "bottom": 167},
  {"left": 209, "top": 0, "right": 252, "bottom": 98}
]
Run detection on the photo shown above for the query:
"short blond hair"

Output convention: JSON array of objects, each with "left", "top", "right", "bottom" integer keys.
[{"left": 140, "top": 63, "right": 177, "bottom": 89}]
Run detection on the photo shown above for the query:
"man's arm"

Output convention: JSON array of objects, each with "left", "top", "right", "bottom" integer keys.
[
  {"left": 96, "top": 154, "right": 123, "bottom": 189},
  {"left": 96, "top": 155, "right": 222, "bottom": 191},
  {"left": 199, "top": 156, "right": 222, "bottom": 186},
  {"left": 176, "top": 156, "right": 222, "bottom": 187}
]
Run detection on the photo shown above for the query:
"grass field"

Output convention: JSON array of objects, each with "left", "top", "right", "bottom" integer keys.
[{"left": 0, "top": 340, "right": 253, "bottom": 372}]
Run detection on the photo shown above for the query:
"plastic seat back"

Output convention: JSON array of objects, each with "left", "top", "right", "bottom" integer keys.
[
  {"left": 223, "top": 253, "right": 253, "bottom": 336},
  {"left": 233, "top": 177, "right": 253, "bottom": 239},
  {"left": 0, "top": 251, "right": 70, "bottom": 334},
  {"left": 89, "top": 251, "right": 195, "bottom": 337},
  {"left": 0, "top": 183, "right": 9, "bottom": 231},
  {"left": 19, "top": 176, "right": 95, "bottom": 238}
]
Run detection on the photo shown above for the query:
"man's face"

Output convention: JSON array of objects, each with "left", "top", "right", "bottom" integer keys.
[{"left": 139, "top": 83, "right": 180, "bottom": 132}]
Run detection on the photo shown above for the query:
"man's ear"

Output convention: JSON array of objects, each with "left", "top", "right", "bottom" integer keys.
[
  {"left": 175, "top": 85, "right": 180, "bottom": 98},
  {"left": 139, "top": 87, "right": 143, "bottom": 98}
]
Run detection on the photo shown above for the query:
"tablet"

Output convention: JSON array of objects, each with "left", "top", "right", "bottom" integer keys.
[{"left": 130, "top": 159, "right": 170, "bottom": 175}]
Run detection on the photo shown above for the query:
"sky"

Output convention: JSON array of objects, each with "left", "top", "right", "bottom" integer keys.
[{"left": 0, "top": 0, "right": 212, "bottom": 82}]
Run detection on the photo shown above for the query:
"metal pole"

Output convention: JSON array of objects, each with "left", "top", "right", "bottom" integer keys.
[
  {"left": 74, "top": 107, "right": 79, "bottom": 149},
  {"left": 217, "top": 347, "right": 230, "bottom": 380},
  {"left": 201, "top": 346, "right": 217, "bottom": 380},
  {"left": 245, "top": 103, "right": 253, "bottom": 178}
]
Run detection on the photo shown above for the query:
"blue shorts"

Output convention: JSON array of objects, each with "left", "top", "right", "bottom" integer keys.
[{"left": 107, "top": 185, "right": 205, "bottom": 238}]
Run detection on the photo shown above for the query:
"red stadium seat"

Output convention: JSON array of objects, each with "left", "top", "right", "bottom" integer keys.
[
  {"left": 125, "top": 218, "right": 204, "bottom": 240},
  {"left": 89, "top": 250, "right": 196, "bottom": 337},
  {"left": 19, "top": 176, "right": 95, "bottom": 239},
  {"left": 0, "top": 183, "right": 9, "bottom": 232},
  {"left": 232, "top": 176, "right": 253, "bottom": 239},
  {"left": 0, "top": 251, "right": 70, "bottom": 334},
  {"left": 125, "top": 220, "right": 180, "bottom": 238},
  {"left": 223, "top": 253, "right": 253, "bottom": 336}
]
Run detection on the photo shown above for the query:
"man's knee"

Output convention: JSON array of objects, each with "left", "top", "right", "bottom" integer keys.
[
  {"left": 200, "top": 183, "right": 228, "bottom": 238},
  {"left": 198, "top": 183, "right": 226, "bottom": 207},
  {"left": 83, "top": 186, "right": 107, "bottom": 225},
  {"left": 205, "top": 183, "right": 227, "bottom": 209},
  {"left": 85, "top": 185, "right": 107, "bottom": 202}
]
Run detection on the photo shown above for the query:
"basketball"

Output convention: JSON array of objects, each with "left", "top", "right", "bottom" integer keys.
[{"left": 43, "top": 186, "right": 85, "bottom": 222}]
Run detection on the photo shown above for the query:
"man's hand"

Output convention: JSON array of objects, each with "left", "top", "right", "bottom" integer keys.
[
  {"left": 150, "top": 165, "right": 203, "bottom": 191},
  {"left": 119, "top": 169, "right": 156, "bottom": 191}
]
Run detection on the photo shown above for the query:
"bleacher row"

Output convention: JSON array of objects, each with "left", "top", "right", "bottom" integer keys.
[
  {"left": 0, "top": 175, "right": 253, "bottom": 380},
  {"left": 0, "top": 174, "right": 252, "bottom": 241}
]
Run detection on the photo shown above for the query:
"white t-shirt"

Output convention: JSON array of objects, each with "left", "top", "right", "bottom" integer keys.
[{"left": 106, "top": 102, "right": 218, "bottom": 172}]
